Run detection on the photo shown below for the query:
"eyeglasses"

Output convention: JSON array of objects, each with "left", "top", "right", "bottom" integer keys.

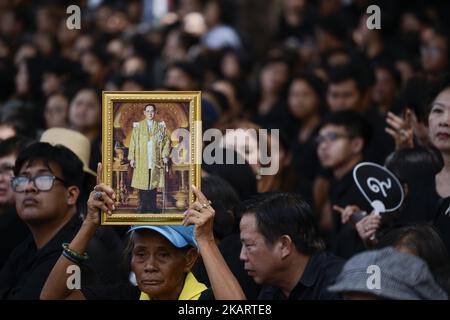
[
  {"left": 315, "top": 132, "right": 349, "bottom": 145},
  {"left": 11, "top": 175, "right": 66, "bottom": 192}
]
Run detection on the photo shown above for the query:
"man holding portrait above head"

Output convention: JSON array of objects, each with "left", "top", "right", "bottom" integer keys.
[{"left": 128, "top": 104, "right": 171, "bottom": 213}]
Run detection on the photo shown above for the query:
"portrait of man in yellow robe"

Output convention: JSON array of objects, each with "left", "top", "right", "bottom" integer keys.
[{"left": 128, "top": 104, "right": 171, "bottom": 212}]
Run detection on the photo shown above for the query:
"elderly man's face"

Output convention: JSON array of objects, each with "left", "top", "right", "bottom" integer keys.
[
  {"left": 144, "top": 105, "right": 155, "bottom": 120},
  {"left": 131, "top": 230, "right": 197, "bottom": 300}
]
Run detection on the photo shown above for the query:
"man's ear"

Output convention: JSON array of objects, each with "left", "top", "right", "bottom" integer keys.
[
  {"left": 350, "top": 137, "right": 364, "bottom": 155},
  {"left": 183, "top": 248, "right": 199, "bottom": 272},
  {"left": 278, "top": 235, "right": 293, "bottom": 259},
  {"left": 66, "top": 186, "right": 80, "bottom": 206}
]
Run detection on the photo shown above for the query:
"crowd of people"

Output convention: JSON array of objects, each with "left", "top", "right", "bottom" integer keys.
[{"left": 1, "top": 0, "right": 450, "bottom": 300}]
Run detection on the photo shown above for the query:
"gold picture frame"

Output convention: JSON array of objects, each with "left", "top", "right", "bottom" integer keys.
[{"left": 101, "top": 91, "right": 202, "bottom": 225}]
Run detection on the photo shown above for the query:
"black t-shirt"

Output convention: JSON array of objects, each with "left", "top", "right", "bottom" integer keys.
[
  {"left": 192, "top": 233, "right": 261, "bottom": 300},
  {"left": 257, "top": 251, "right": 345, "bottom": 300},
  {"left": 290, "top": 126, "right": 320, "bottom": 205},
  {"left": 252, "top": 99, "right": 297, "bottom": 138},
  {"left": 434, "top": 197, "right": 450, "bottom": 257},
  {"left": 0, "top": 206, "right": 30, "bottom": 270},
  {"left": 89, "top": 135, "right": 102, "bottom": 173},
  {"left": 82, "top": 282, "right": 215, "bottom": 300},
  {"left": 329, "top": 168, "right": 370, "bottom": 259},
  {"left": 0, "top": 214, "right": 88, "bottom": 299},
  {"left": 363, "top": 107, "right": 395, "bottom": 165},
  {"left": 0, "top": 214, "right": 127, "bottom": 299}
]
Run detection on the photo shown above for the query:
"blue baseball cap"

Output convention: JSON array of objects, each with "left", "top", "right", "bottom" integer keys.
[{"left": 128, "top": 225, "right": 198, "bottom": 250}]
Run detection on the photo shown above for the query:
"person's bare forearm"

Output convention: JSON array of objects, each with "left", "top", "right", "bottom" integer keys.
[
  {"left": 40, "top": 220, "right": 97, "bottom": 300},
  {"left": 198, "top": 238, "right": 246, "bottom": 300}
]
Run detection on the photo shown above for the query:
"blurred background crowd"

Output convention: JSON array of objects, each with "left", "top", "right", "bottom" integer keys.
[{"left": 1, "top": 0, "right": 450, "bottom": 300}]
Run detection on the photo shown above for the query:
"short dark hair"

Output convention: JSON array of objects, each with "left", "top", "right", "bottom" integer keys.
[
  {"left": 144, "top": 104, "right": 156, "bottom": 112},
  {"left": 377, "top": 224, "right": 450, "bottom": 296},
  {"left": 239, "top": 192, "right": 324, "bottom": 255},
  {"left": 166, "top": 61, "right": 203, "bottom": 86},
  {"left": 319, "top": 110, "right": 372, "bottom": 150},
  {"left": 374, "top": 62, "right": 402, "bottom": 87},
  {"left": 14, "top": 142, "right": 84, "bottom": 190},
  {"left": 290, "top": 72, "right": 327, "bottom": 116},
  {"left": 424, "top": 74, "right": 450, "bottom": 123},
  {"left": 202, "top": 174, "right": 240, "bottom": 238},
  {"left": 328, "top": 64, "right": 371, "bottom": 95},
  {"left": 70, "top": 86, "right": 101, "bottom": 107},
  {"left": 385, "top": 146, "right": 443, "bottom": 187},
  {"left": 316, "top": 14, "right": 349, "bottom": 42},
  {"left": 0, "top": 136, "right": 34, "bottom": 158}
]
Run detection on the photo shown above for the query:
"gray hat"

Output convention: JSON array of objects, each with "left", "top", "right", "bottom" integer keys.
[{"left": 328, "top": 247, "right": 448, "bottom": 300}]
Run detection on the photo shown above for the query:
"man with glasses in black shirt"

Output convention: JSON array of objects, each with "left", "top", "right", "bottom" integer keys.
[
  {"left": 0, "top": 142, "right": 120, "bottom": 299},
  {"left": 316, "top": 111, "right": 372, "bottom": 259}
]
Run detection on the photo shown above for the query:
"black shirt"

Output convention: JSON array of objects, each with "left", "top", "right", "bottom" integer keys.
[
  {"left": 291, "top": 126, "right": 320, "bottom": 205},
  {"left": 363, "top": 107, "right": 395, "bottom": 165},
  {"left": 82, "top": 282, "right": 215, "bottom": 300},
  {"left": 252, "top": 99, "right": 297, "bottom": 138},
  {"left": 434, "top": 197, "right": 450, "bottom": 257},
  {"left": 257, "top": 251, "right": 345, "bottom": 300},
  {"left": 0, "top": 214, "right": 87, "bottom": 299},
  {"left": 329, "top": 168, "right": 371, "bottom": 259},
  {"left": 0, "top": 206, "right": 30, "bottom": 270},
  {"left": 0, "top": 214, "right": 127, "bottom": 299}
]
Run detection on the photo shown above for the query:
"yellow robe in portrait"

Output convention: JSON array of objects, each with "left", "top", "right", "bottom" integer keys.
[{"left": 128, "top": 119, "right": 171, "bottom": 190}]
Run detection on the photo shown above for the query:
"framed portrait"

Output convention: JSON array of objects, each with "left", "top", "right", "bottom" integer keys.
[{"left": 101, "top": 91, "right": 202, "bottom": 225}]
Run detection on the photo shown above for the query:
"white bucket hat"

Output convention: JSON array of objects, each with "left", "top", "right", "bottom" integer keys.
[{"left": 40, "top": 127, "right": 97, "bottom": 177}]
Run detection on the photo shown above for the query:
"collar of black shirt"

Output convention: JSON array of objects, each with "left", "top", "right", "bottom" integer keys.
[
  {"left": 27, "top": 213, "right": 82, "bottom": 257},
  {"left": 259, "top": 251, "right": 343, "bottom": 300}
]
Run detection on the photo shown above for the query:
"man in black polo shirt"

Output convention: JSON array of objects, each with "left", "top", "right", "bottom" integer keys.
[{"left": 239, "top": 192, "right": 345, "bottom": 300}]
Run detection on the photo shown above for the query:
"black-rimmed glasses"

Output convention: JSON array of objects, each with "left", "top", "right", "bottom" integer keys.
[{"left": 11, "top": 175, "right": 66, "bottom": 192}]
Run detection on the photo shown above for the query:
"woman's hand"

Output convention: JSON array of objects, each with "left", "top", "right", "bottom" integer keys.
[
  {"left": 183, "top": 185, "right": 215, "bottom": 244},
  {"left": 85, "top": 163, "right": 116, "bottom": 226},
  {"left": 355, "top": 212, "right": 381, "bottom": 242},
  {"left": 385, "top": 109, "right": 414, "bottom": 150}
]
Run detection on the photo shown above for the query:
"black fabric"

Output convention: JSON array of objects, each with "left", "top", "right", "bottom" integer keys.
[
  {"left": 0, "top": 213, "right": 127, "bottom": 299},
  {"left": 290, "top": 126, "right": 320, "bottom": 205},
  {"left": 82, "top": 280, "right": 215, "bottom": 300},
  {"left": 275, "top": 6, "right": 317, "bottom": 44},
  {"left": 433, "top": 197, "right": 450, "bottom": 257},
  {"left": 0, "top": 206, "right": 30, "bottom": 270},
  {"left": 82, "top": 282, "right": 141, "bottom": 300},
  {"left": 192, "top": 233, "right": 261, "bottom": 300},
  {"left": 252, "top": 99, "right": 297, "bottom": 138},
  {"left": 89, "top": 135, "right": 102, "bottom": 173},
  {"left": 363, "top": 107, "right": 395, "bottom": 165},
  {"left": 257, "top": 251, "right": 345, "bottom": 300},
  {"left": 329, "top": 167, "right": 370, "bottom": 259}
]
